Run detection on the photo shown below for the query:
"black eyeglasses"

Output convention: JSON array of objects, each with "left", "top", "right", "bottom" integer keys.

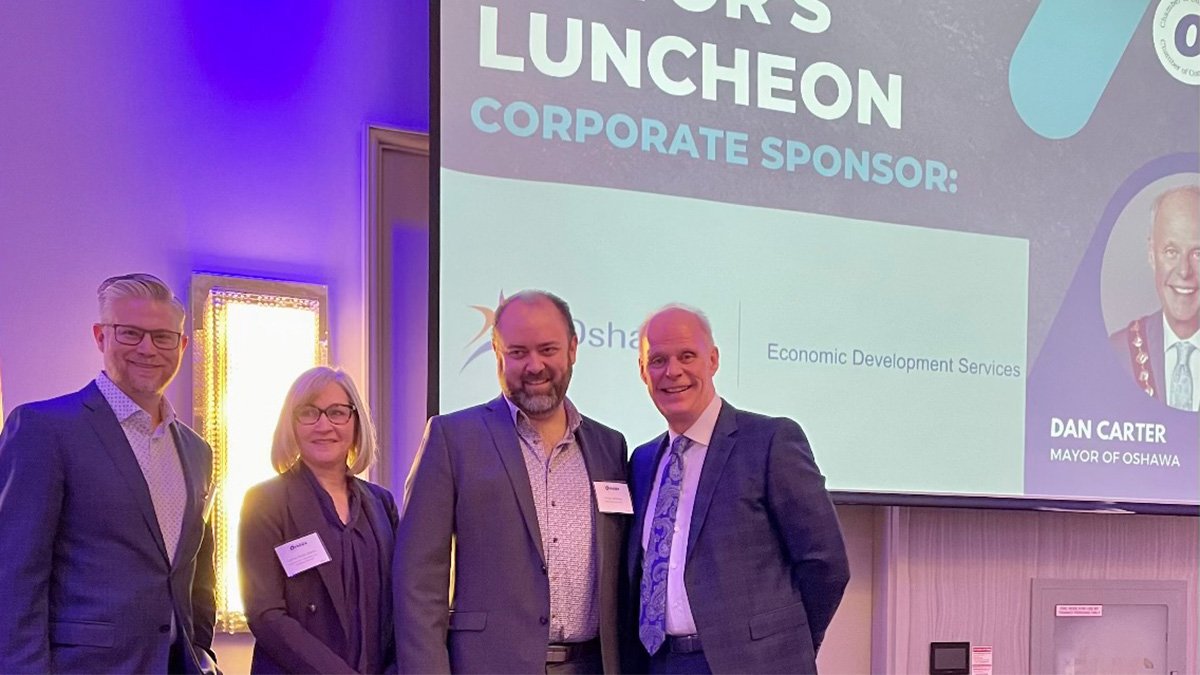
[
  {"left": 294, "top": 403, "right": 357, "bottom": 425},
  {"left": 101, "top": 323, "right": 183, "bottom": 350}
]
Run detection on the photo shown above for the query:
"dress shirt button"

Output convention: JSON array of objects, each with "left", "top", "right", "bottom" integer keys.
[
  {"left": 539, "top": 616, "right": 548, "bottom": 625},
  {"left": 670, "top": 563, "right": 677, "bottom": 570},
  {"left": 158, "top": 625, "right": 170, "bottom": 634},
  {"left": 307, "top": 603, "right": 317, "bottom": 614}
]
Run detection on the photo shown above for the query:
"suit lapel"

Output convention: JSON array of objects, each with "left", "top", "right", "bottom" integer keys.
[
  {"left": 628, "top": 432, "right": 668, "bottom": 582},
  {"left": 576, "top": 420, "right": 610, "bottom": 584},
  {"left": 169, "top": 424, "right": 203, "bottom": 567},
  {"left": 631, "top": 434, "right": 668, "bottom": 551},
  {"left": 482, "top": 397, "right": 545, "bottom": 563},
  {"left": 285, "top": 468, "right": 352, "bottom": 640},
  {"left": 358, "top": 480, "right": 395, "bottom": 572},
  {"left": 687, "top": 400, "right": 736, "bottom": 557},
  {"left": 81, "top": 383, "right": 170, "bottom": 562},
  {"left": 576, "top": 420, "right": 600, "bottom": 514}
]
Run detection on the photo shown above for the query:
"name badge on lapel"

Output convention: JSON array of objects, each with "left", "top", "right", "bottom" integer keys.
[
  {"left": 274, "top": 532, "right": 332, "bottom": 577},
  {"left": 593, "top": 481, "right": 634, "bottom": 514}
]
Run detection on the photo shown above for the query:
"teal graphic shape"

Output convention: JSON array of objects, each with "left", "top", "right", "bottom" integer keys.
[{"left": 1009, "top": 0, "right": 1151, "bottom": 140}]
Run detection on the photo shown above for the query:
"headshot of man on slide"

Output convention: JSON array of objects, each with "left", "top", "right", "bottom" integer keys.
[{"left": 1110, "top": 185, "right": 1200, "bottom": 412}]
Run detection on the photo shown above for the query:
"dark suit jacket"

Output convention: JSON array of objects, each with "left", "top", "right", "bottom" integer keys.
[
  {"left": 394, "top": 396, "right": 628, "bottom": 674},
  {"left": 1110, "top": 311, "right": 1168, "bottom": 400},
  {"left": 626, "top": 400, "right": 849, "bottom": 674},
  {"left": 239, "top": 465, "right": 399, "bottom": 674},
  {"left": 0, "top": 382, "right": 217, "bottom": 674}
]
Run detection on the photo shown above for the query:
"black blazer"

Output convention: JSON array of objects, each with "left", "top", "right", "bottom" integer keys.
[{"left": 239, "top": 465, "right": 399, "bottom": 674}]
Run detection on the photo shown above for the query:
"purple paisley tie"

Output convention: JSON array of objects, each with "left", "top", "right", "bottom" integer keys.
[{"left": 639, "top": 435, "right": 691, "bottom": 654}]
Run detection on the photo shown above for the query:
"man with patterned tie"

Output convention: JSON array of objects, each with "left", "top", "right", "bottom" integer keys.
[
  {"left": 395, "top": 290, "right": 628, "bottom": 673},
  {"left": 626, "top": 305, "right": 849, "bottom": 674},
  {"left": 1110, "top": 185, "right": 1200, "bottom": 411},
  {"left": 0, "top": 274, "right": 217, "bottom": 673}
]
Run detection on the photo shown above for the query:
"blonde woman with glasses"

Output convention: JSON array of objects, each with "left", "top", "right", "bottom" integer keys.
[{"left": 239, "top": 366, "right": 398, "bottom": 673}]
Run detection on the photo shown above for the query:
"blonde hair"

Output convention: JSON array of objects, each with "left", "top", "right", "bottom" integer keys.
[
  {"left": 270, "top": 366, "right": 377, "bottom": 475},
  {"left": 97, "top": 273, "right": 185, "bottom": 323}
]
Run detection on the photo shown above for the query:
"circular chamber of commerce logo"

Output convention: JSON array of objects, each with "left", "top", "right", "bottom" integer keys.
[{"left": 1154, "top": 0, "right": 1200, "bottom": 85}]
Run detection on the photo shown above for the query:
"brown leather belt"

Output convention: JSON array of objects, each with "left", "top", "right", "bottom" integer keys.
[
  {"left": 546, "top": 638, "right": 601, "bottom": 664},
  {"left": 666, "top": 634, "right": 704, "bottom": 654}
]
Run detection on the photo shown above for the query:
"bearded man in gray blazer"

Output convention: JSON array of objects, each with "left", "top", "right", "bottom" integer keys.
[
  {"left": 0, "top": 274, "right": 217, "bottom": 674},
  {"left": 395, "top": 290, "right": 628, "bottom": 673},
  {"left": 627, "top": 305, "right": 849, "bottom": 674}
]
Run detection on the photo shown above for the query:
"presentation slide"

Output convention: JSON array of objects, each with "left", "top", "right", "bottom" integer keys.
[{"left": 437, "top": 1, "right": 1200, "bottom": 507}]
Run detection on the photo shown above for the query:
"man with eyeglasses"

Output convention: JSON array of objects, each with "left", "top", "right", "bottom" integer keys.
[
  {"left": 0, "top": 273, "right": 218, "bottom": 674},
  {"left": 395, "top": 290, "right": 629, "bottom": 674}
]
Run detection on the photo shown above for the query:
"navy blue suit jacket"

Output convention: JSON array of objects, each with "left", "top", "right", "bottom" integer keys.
[
  {"left": 626, "top": 400, "right": 849, "bottom": 674},
  {"left": 0, "top": 382, "right": 217, "bottom": 674}
]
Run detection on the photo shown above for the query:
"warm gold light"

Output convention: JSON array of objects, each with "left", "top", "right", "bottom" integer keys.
[{"left": 192, "top": 275, "right": 328, "bottom": 633}]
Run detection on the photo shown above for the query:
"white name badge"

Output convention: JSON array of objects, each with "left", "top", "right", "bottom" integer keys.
[
  {"left": 274, "top": 532, "right": 332, "bottom": 577},
  {"left": 593, "top": 481, "right": 634, "bottom": 514}
]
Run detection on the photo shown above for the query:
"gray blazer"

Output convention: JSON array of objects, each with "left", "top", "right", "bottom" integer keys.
[
  {"left": 626, "top": 401, "right": 850, "bottom": 674},
  {"left": 239, "top": 465, "right": 399, "bottom": 674},
  {"left": 0, "top": 382, "right": 217, "bottom": 674},
  {"left": 394, "top": 396, "right": 628, "bottom": 674}
]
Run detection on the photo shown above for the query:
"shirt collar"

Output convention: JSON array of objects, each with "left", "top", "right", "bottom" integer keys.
[
  {"left": 668, "top": 394, "right": 723, "bottom": 448},
  {"left": 503, "top": 394, "right": 582, "bottom": 435},
  {"left": 1162, "top": 314, "right": 1200, "bottom": 350},
  {"left": 96, "top": 371, "right": 176, "bottom": 426}
]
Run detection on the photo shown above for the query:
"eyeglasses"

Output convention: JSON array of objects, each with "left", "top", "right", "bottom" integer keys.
[
  {"left": 102, "top": 323, "right": 183, "bottom": 350},
  {"left": 294, "top": 403, "right": 357, "bottom": 425}
]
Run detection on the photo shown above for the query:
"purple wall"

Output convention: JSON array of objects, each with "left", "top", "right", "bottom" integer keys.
[{"left": 0, "top": 1, "right": 429, "bottom": 426}]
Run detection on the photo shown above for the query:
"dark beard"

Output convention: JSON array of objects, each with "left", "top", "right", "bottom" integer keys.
[{"left": 506, "top": 364, "right": 572, "bottom": 417}]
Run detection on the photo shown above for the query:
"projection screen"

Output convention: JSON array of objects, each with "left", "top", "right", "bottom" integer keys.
[{"left": 434, "top": 0, "right": 1200, "bottom": 512}]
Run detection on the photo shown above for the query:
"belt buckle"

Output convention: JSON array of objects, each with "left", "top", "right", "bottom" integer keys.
[
  {"left": 546, "top": 644, "right": 570, "bottom": 664},
  {"left": 670, "top": 634, "right": 702, "bottom": 654}
]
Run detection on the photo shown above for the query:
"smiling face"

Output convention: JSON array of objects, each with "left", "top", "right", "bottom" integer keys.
[
  {"left": 92, "top": 297, "right": 187, "bottom": 410},
  {"left": 493, "top": 296, "right": 577, "bottom": 420},
  {"left": 1149, "top": 187, "right": 1200, "bottom": 338},
  {"left": 294, "top": 381, "right": 356, "bottom": 473},
  {"left": 639, "top": 308, "right": 720, "bottom": 434}
]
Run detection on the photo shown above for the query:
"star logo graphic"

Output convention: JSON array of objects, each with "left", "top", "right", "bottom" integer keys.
[{"left": 460, "top": 291, "right": 506, "bottom": 372}]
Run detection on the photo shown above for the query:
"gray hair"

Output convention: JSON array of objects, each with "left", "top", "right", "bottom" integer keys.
[
  {"left": 97, "top": 273, "right": 186, "bottom": 323},
  {"left": 1149, "top": 184, "right": 1200, "bottom": 239},
  {"left": 270, "top": 366, "right": 377, "bottom": 476},
  {"left": 638, "top": 303, "right": 715, "bottom": 352},
  {"left": 492, "top": 290, "right": 577, "bottom": 342}
]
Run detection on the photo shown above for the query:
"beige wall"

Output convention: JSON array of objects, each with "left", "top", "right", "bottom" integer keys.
[
  {"left": 817, "top": 505, "right": 876, "bottom": 674},
  {"left": 875, "top": 507, "right": 1198, "bottom": 674}
]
